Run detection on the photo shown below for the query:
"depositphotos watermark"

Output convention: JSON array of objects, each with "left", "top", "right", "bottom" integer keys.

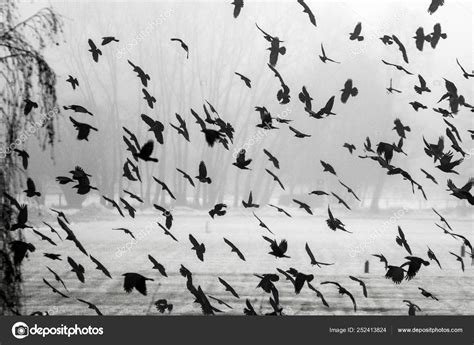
[{"left": 11, "top": 321, "right": 104, "bottom": 339}]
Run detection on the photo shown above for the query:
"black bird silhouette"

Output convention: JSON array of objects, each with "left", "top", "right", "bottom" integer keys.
[
  {"left": 158, "top": 222, "right": 178, "bottom": 242},
  {"left": 196, "top": 161, "right": 212, "bottom": 184},
  {"left": 10, "top": 241, "right": 35, "bottom": 264},
  {"left": 63, "top": 104, "right": 93, "bottom": 116},
  {"left": 43, "top": 278, "right": 68, "bottom": 298},
  {"left": 413, "top": 27, "right": 431, "bottom": 51},
  {"left": 77, "top": 298, "right": 103, "bottom": 315},
  {"left": 142, "top": 88, "right": 156, "bottom": 109},
  {"left": 267, "top": 63, "right": 290, "bottom": 104},
  {"left": 420, "top": 169, "right": 438, "bottom": 185},
  {"left": 298, "top": 85, "right": 314, "bottom": 111},
  {"left": 262, "top": 236, "right": 290, "bottom": 258},
  {"left": 331, "top": 192, "right": 351, "bottom": 210},
  {"left": 244, "top": 299, "right": 257, "bottom": 315},
  {"left": 253, "top": 212, "right": 273, "bottom": 234},
  {"left": 170, "top": 38, "right": 189, "bottom": 58},
  {"left": 87, "top": 39, "right": 102, "bottom": 62},
  {"left": 235, "top": 72, "right": 251, "bottom": 88},
  {"left": 102, "top": 196, "right": 124, "bottom": 217},
  {"left": 386, "top": 78, "right": 402, "bottom": 94},
  {"left": 263, "top": 149, "right": 280, "bottom": 169},
  {"left": 265, "top": 169, "right": 285, "bottom": 190},
  {"left": 427, "top": 247, "right": 442, "bottom": 269},
  {"left": 409, "top": 101, "right": 427, "bottom": 111},
  {"left": 154, "top": 204, "right": 174, "bottom": 229},
  {"left": 382, "top": 59, "right": 413, "bottom": 75},
  {"left": 307, "top": 283, "right": 329, "bottom": 307},
  {"left": 449, "top": 252, "right": 464, "bottom": 272},
  {"left": 314, "top": 96, "right": 336, "bottom": 118},
  {"left": 436, "top": 152, "right": 463, "bottom": 174},
  {"left": 155, "top": 299, "right": 173, "bottom": 313},
  {"left": 446, "top": 128, "right": 465, "bottom": 157},
  {"left": 414, "top": 75, "right": 431, "bottom": 94},
  {"left": 90, "top": 255, "right": 111, "bottom": 279},
  {"left": 349, "top": 276, "right": 367, "bottom": 298},
  {"left": 402, "top": 256, "right": 430, "bottom": 280},
  {"left": 418, "top": 287, "right": 438, "bottom": 301},
  {"left": 122, "top": 159, "right": 138, "bottom": 182},
  {"left": 233, "top": 149, "right": 252, "bottom": 170},
  {"left": 393, "top": 118, "right": 411, "bottom": 139},
  {"left": 191, "top": 108, "right": 226, "bottom": 147},
  {"left": 69, "top": 117, "right": 97, "bottom": 141},
  {"left": 134, "top": 140, "right": 158, "bottom": 162},
  {"left": 372, "top": 254, "right": 388, "bottom": 270},
  {"left": 379, "top": 35, "right": 393, "bottom": 45},
  {"left": 340, "top": 79, "right": 358, "bottom": 104},
  {"left": 46, "top": 267, "right": 68, "bottom": 291},
  {"left": 255, "top": 106, "right": 278, "bottom": 129},
  {"left": 404, "top": 300, "right": 421, "bottom": 316},
  {"left": 24, "top": 177, "right": 41, "bottom": 197},
  {"left": 170, "top": 113, "right": 190, "bottom": 141},
  {"left": 297, "top": 0, "right": 316, "bottom": 26},
  {"left": 319, "top": 43, "right": 339, "bottom": 64},
  {"left": 451, "top": 233, "right": 472, "bottom": 252},
  {"left": 391, "top": 35, "right": 409, "bottom": 63},
  {"left": 320, "top": 160, "right": 337, "bottom": 176},
  {"left": 66, "top": 75, "right": 79, "bottom": 90},
  {"left": 456, "top": 58, "right": 474, "bottom": 79},
  {"left": 176, "top": 168, "right": 195, "bottom": 187},
  {"left": 429, "top": 23, "right": 446, "bottom": 48},
  {"left": 285, "top": 268, "right": 313, "bottom": 294},
  {"left": 293, "top": 199, "right": 312, "bottom": 215},
  {"left": 124, "top": 190, "right": 143, "bottom": 203},
  {"left": 148, "top": 254, "right": 168, "bottom": 277},
  {"left": 255, "top": 273, "right": 279, "bottom": 294},
  {"left": 57, "top": 217, "right": 88, "bottom": 255},
  {"left": 444, "top": 119, "right": 462, "bottom": 143},
  {"left": 141, "top": 114, "right": 164, "bottom": 144},
  {"left": 289, "top": 126, "right": 311, "bottom": 138},
  {"left": 112, "top": 227, "right": 135, "bottom": 240},
  {"left": 321, "top": 281, "right": 357, "bottom": 311},
  {"left": 305, "top": 243, "right": 334, "bottom": 267},
  {"left": 101, "top": 36, "right": 119, "bottom": 45},
  {"left": 13, "top": 149, "right": 29, "bottom": 170},
  {"left": 428, "top": 0, "right": 444, "bottom": 14},
  {"left": 255, "top": 23, "right": 286, "bottom": 67},
  {"left": 343, "top": 143, "right": 356, "bottom": 154},
  {"left": 153, "top": 177, "right": 176, "bottom": 200},
  {"left": 242, "top": 191, "right": 259, "bottom": 208},
  {"left": 31, "top": 229, "right": 56, "bottom": 246},
  {"left": 122, "top": 273, "right": 154, "bottom": 295},
  {"left": 231, "top": 0, "right": 243, "bottom": 18},
  {"left": 432, "top": 208, "right": 452, "bottom": 231},
  {"left": 396, "top": 226, "right": 412, "bottom": 255},
  {"left": 127, "top": 60, "right": 150, "bottom": 87},
  {"left": 42, "top": 222, "right": 63, "bottom": 241},
  {"left": 385, "top": 265, "right": 405, "bottom": 284},
  {"left": 223, "top": 238, "right": 246, "bottom": 261},
  {"left": 23, "top": 99, "right": 38, "bottom": 115},
  {"left": 209, "top": 203, "right": 227, "bottom": 218},
  {"left": 349, "top": 22, "right": 364, "bottom": 41},
  {"left": 309, "top": 190, "right": 328, "bottom": 196},
  {"left": 326, "top": 206, "right": 351, "bottom": 233},
  {"left": 219, "top": 277, "right": 240, "bottom": 298},
  {"left": 268, "top": 204, "right": 292, "bottom": 218},
  {"left": 208, "top": 295, "right": 232, "bottom": 309},
  {"left": 67, "top": 256, "right": 85, "bottom": 283},
  {"left": 120, "top": 198, "right": 136, "bottom": 218},
  {"left": 189, "top": 234, "right": 205, "bottom": 261},
  {"left": 338, "top": 180, "right": 360, "bottom": 201}
]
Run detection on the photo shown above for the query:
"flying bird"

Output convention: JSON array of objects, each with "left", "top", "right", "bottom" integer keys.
[
  {"left": 69, "top": 117, "right": 97, "bottom": 141},
  {"left": 141, "top": 114, "right": 164, "bottom": 144},
  {"left": 340, "top": 79, "right": 358, "bottom": 103},
  {"left": 456, "top": 58, "right": 474, "bottom": 79},
  {"left": 231, "top": 0, "right": 244, "bottom": 18},
  {"left": 170, "top": 38, "right": 189, "bottom": 58},
  {"left": 262, "top": 236, "right": 290, "bottom": 258},
  {"left": 255, "top": 23, "right": 286, "bottom": 67},
  {"left": 263, "top": 149, "right": 280, "bottom": 169},
  {"left": 189, "top": 234, "right": 206, "bottom": 261},
  {"left": 349, "top": 22, "right": 364, "bottom": 41},
  {"left": 391, "top": 35, "right": 409, "bottom": 63},
  {"left": 386, "top": 78, "right": 402, "bottom": 94},
  {"left": 305, "top": 243, "right": 334, "bottom": 267},
  {"left": 242, "top": 191, "right": 259, "bottom": 208},
  {"left": 382, "top": 59, "right": 413, "bottom": 75},
  {"left": 349, "top": 276, "right": 368, "bottom": 298},
  {"left": 196, "top": 161, "right": 212, "bottom": 184},
  {"left": 235, "top": 72, "right": 251, "bottom": 88},
  {"left": 233, "top": 149, "right": 252, "bottom": 169},
  {"left": 87, "top": 39, "right": 102, "bottom": 62},
  {"left": 265, "top": 169, "right": 285, "bottom": 190},
  {"left": 133, "top": 140, "right": 158, "bottom": 162},
  {"left": 224, "top": 238, "right": 246, "bottom": 261},
  {"left": 320, "top": 160, "right": 337, "bottom": 176},
  {"left": 319, "top": 43, "right": 339, "bottom": 64},
  {"left": 142, "top": 88, "right": 156, "bottom": 109},
  {"left": 321, "top": 281, "right": 357, "bottom": 311},
  {"left": 101, "top": 36, "right": 119, "bottom": 45},
  {"left": 67, "top": 256, "right": 85, "bottom": 283},
  {"left": 427, "top": 0, "right": 444, "bottom": 14},
  {"left": 297, "top": 0, "right": 316, "bottom": 27},
  {"left": 122, "top": 273, "right": 154, "bottom": 296},
  {"left": 396, "top": 226, "right": 412, "bottom": 255},
  {"left": 414, "top": 75, "right": 431, "bottom": 94},
  {"left": 66, "top": 75, "right": 79, "bottom": 90},
  {"left": 148, "top": 255, "right": 168, "bottom": 277}
]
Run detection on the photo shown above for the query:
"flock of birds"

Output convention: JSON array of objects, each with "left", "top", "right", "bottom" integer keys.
[{"left": 5, "top": 0, "right": 473, "bottom": 316}]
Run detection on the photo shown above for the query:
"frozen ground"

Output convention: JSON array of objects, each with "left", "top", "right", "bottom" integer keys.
[{"left": 21, "top": 206, "right": 473, "bottom": 315}]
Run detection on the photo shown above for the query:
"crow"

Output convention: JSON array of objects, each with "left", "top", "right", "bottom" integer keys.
[
  {"left": 267, "top": 63, "right": 290, "bottom": 104},
  {"left": 24, "top": 178, "right": 41, "bottom": 197},
  {"left": 289, "top": 126, "right": 311, "bottom": 138},
  {"left": 102, "top": 196, "right": 124, "bottom": 217},
  {"left": 343, "top": 143, "right": 356, "bottom": 154},
  {"left": 158, "top": 222, "right": 178, "bottom": 242},
  {"left": 87, "top": 39, "right": 102, "bottom": 62},
  {"left": 209, "top": 203, "right": 227, "bottom": 218},
  {"left": 67, "top": 256, "right": 85, "bottom": 283},
  {"left": 349, "top": 22, "right": 364, "bottom": 41},
  {"left": 262, "top": 236, "right": 289, "bottom": 258},
  {"left": 429, "top": 23, "right": 446, "bottom": 49},
  {"left": 223, "top": 238, "right": 246, "bottom": 261},
  {"left": 255, "top": 23, "right": 286, "bottom": 67},
  {"left": 314, "top": 96, "right": 336, "bottom": 117},
  {"left": 191, "top": 108, "right": 226, "bottom": 147},
  {"left": 155, "top": 299, "right": 173, "bottom": 313},
  {"left": 382, "top": 59, "right": 413, "bottom": 75},
  {"left": 141, "top": 114, "right": 164, "bottom": 144},
  {"left": 309, "top": 190, "right": 328, "bottom": 196},
  {"left": 321, "top": 160, "right": 337, "bottom": 176},
  {"left": 63, "top": 104, "right": 93, "bottom": 116},
  {"left": 293, "top": 199, "right": 312, "bottom": 215},
  {"left": 176, "top": 168, "right": 195, "bottom": 187},
  {"left": 57, "top": 217, "right": 88, "bottom": 255},
  {"left": 420, "top": 169, "right": 438, "bottom": 185},
  {"left": 142, "top": 88, "right": 156, "bottom": 109},
  {"left": 112, "top": 228, "right": 135, "bottom": 240},
  {"left": 170, "top": 38, "right": 189, "bottom": 58},
  {"left": 331, "top": 192, "right": 351, "bottom": 210},
  {"left": 349, "top": 276, "right": 368, "bottom": 298},
  {"left": 219, "top": 277, "right": 240, "bottom": 298},
  {"left": 263, "top": 149, "right": 280, "bottom": 169},
  {"left": 233, "top": 149, "right": 252, "bottom": 169},
  {"left": 446, "top": 178, "right": 474, "bottom": 204},
  {"left": 402, "top": 256, "right": 430, "bottom": 280},
  {"left": 253, "top": 212, "right": 273, "bottom": 234},
  {"left": 413, "top": 27, "right": 430, "bottom": 51},
  {"left": 154, "top": 205, "right": 174, "bottom": 229},
  {"left": 148, "top": 254, "right": 168, "bottom": 277},
  {"left": 90, "top": 255, "right": 111, "bottom": 279},
  {"left": 414, "top": 74, "right": 431, "bottom": 94},
  {"left": 101, "top": 36, "right": 119, "bottom": 45},
  {"left": 77, "top": 298, "right": 103, "bottom": 315},
  {"left": 418, "top": 287, "right": 439, "bottom": 301},
  {"left": 393, "top": 118, "right": 411, "bottom": 139},
  {"left": 31, "top": 229, "right": 56, "bottom": 246},
  {"left": 189, "top": 234, "right": 206, "bottom": 261},
  {"left": 321, "top": 281, "right": 357, "bottom": 311},
  {"left": 46, "top": 267, "right": 68, "bottom": 291},
  {"left": 326, "top": 206, "right": 351, "bottom": 233},
  {"left": 297, "top": 0, "right": 316, "bottom": 26},
  {"left": 396, "top": 226, "right": 412, "bottom": 255},
  {"left": 427, "top": 0, "right": 444, "bottom": 14},
  {"left": 42, "top": 222, "right": 63, "bottom": 241},
  {"left": 153, "top": 177, "right": 176, "bottom": 200},
  {"left": 456, "top": 58, "right": 474, "bottom": 79},
  {"left": 134, "top": 140, "right": 158, "bottom": 162},
  {"left": 446, "top": 128, "right": 466, "bottom": 157},
  {"left": 403, "top": 300, "right": 421, "bottom": 316},
  {"left": 427, "top": 247, "right": 442, "bottom": 269},
  {"left": 386, "top": 78, "right": 402, "bottom": 93},
  {"left": 170, "top": 113, "right": 190, "bottom": 141},
  {"left": 231, "top": 0, "right": 243, "bottom": 18},
  {"left": 307, "top": 283, "right": 329, "bottom": 307},
  {"left": 255, "top": 106, "right": 278, "bottom": 130},
  {"left": 66, "top": 75, "right": 79, "bottom": 90},
  {"left": 124, "top": 190, "right": 144, "bottom": 203},
  {"left": 268, "top": 204, "right": 292, "bottom": 218},
  {"left": 372, "top": 254, "right": 388, "bottom": 270},
  {"left": 340, "top": 79, "right": 358, "bottom": 104},
  {"left": 409, "top": 101, "right": 427, "bottom": 111},
  {"left": 338, "top": 180, "right": 360, "bottom": 201},
  {"left": 305, "top": 243, "right": 334, "bottom": 267},
  {"left": 391, "top": 35, "right": 409, "bottom": 63},
  {"left": 449, "top": 252, "right": 465, "bottom": 272},
  {"left": 436, "top": 152, "right": 463, "bottom": 174},
  {"left": 43, "top": 278, "right": 68, "bottom": 299},
  {"left": 238, "top": 190, "right": 259, "bottom": 209},
  {"left": 69, "top": 117, "right": 97, "bottom": 141},
  {"left": 122, "top": 273, "right": 154, "bottom": 296},
  {"left": 319, "top": 43, "right": 339, "bottom": 64},
  {"left": 23, "top": 99, "right": 38, "bottom": 115},
  {"left": 235, "top": 72, "right": 251, "bottom": 88},
  {"left": 265, "top": 169, "right": 285, "bottom": 190},
  {"left": 385, "top": 265, "right": 405, "bottom": 284},
  {"left": 120, "top": 198, "right": 136, "bottom": 218},
  {"left": 286, "top": 268, "right": 313, "bottom": 294},
  {"left": 196, "top": 161, "right": 212, "bottom": 184},
  {"left": 244, "top": 299, "right": 257, "bottom": 315}
]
